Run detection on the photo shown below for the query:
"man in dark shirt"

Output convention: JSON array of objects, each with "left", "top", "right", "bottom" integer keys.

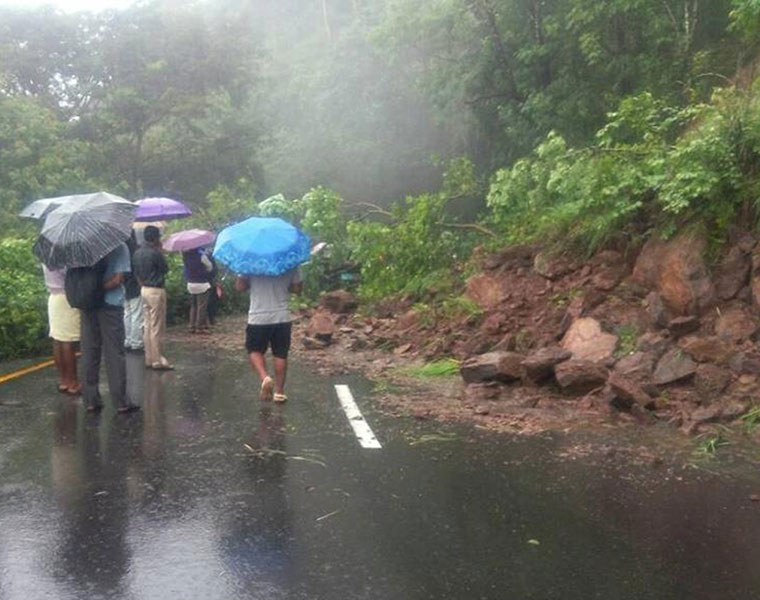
[{"left": 133, "top": 225, "right": 172, "bottom": 370}]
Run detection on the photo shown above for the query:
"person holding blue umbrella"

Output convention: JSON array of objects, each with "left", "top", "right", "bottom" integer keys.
[{"left": 215, "top": 217, "right": 310, "bottom": 402}]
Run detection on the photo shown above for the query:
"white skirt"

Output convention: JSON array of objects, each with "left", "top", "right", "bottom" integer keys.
[{"left": 48, "top": 294, "right": 81, "bottom": 342}]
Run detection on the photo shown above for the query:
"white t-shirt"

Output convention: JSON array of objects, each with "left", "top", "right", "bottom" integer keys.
[{"left": 247, "top": 268, "right": 301, "bottom": 325}]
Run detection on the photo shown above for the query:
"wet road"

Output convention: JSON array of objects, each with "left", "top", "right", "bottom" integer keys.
[{"left": 2, "top": 344, "right": 760, "bottom": 599}]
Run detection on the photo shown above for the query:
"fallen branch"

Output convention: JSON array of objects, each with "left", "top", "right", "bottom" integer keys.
[
  {"left": 348, "top": 201, "right": 394, "bottom": 219},
  {"left": 348, "top": 201, "right": 496, "bottom": 237}
]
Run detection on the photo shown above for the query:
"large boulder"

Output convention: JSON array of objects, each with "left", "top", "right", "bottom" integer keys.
[
  {"left": 482, "top": 244, "right": 535, "bottom": 271},
  {"left": 727, "top": 374, "right": 760, "bottom": 401},
  {"left": 632, "top": 234, "right": 716, "bottom": 315},
  {"left": 667, "top": 316, "right": 700, "bottom": 338},
  {"left": 678, "top": 335, "right": 733, "bottom": 364},
  {"left": 558, "top": 296, "right": 585, "bottom": 338},
  {"left": 715, "top": 306, "right": 759, "bottom": 343},
  {"left": 555, "top": 360, "right": 608, "bottom": 394},
  {"left": 607, "top": 373, "right": 653, "bottom": 409},
  {"left": 455, "top": 332, "right": 494, "bottom": 358},
  {"left": 592, "top": 265, "right": 626, "bottom": 292},
  {"left": 636, "top": 331, "right": 671, "bottom": 358},
  {"left": 463, "top": 382, "right": 503, "bottom": 405},
  {"left": 690, "top": 400, "right": 749, "bottom": 425},
  {"left": 728, "top": 352, "right": 760, "bottom": 375},
  {"left": 561, "top": 317, "right": 618, "bottom": 362},
  {"left": 632, "top": 238, "right": 664, "bottom": 287},
  {"left": 320, "top": 290, "right": 358, "bottom": 314},
  {"left": 460, "top": 352, "right": 524, "bottom": 384},
  {"left": 653, "top": 348, "right": 697, "bottom": 385},
  {"left": 645, "top": 292, "right": 667, "bottom": 329},
  {"left": 465, "top": 274, "right": 506, "bottom": 310},
  {"left": 521, "top": 346, "right": 572, "bottom": 382},
  {"left": 533, "top": 251, "right": 573, "bottom": 280},
  {"left": 591, "top": 250, "right": 627, "bottom": 291},
  {"left": 307, "top": 310, "right": 336, "bottom": 343},
  {"left": 694, "top": 364, "right": 732, "bottom": 401},
  {"left": 614, "top": 351, "right": 656, "bottom": 381},
  {"left": 715, "top": 245, "right": 751, "bottom": 301},
  {"left": 481, "top": 312, "right": 507, "bottom": 336}
]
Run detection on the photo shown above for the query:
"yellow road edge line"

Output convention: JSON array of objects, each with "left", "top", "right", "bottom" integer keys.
[{"left": 0, "top": 358, "right": 56, "bottom": 385}]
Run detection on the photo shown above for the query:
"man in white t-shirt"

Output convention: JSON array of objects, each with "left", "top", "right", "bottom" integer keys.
[{"left": 235, "top": 267, "right": 302, "bottom": 402}]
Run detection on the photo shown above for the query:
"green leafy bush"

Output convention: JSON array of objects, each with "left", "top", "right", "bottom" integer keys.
[
  {"left": 486, "top": 90, "right": 750, "bottom": 252},
  {"left": 252, "top": 186, "right": 352, "bottom": 300},
  {"left": 0, "top": 238, "right": 48, "bottom": 360},
  {"left": 347, "top": 196, "right": 465, "bottom": 302},
  {"left": 347, "top": 160, "right": 481, "bottom": 303},
  {"left": 297, "top": 187, "right": 351, "bottom": 300}
]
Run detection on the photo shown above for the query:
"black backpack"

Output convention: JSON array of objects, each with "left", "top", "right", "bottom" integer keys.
[{"left": 65, "top": 259, "right": 107, "bottom": 311}]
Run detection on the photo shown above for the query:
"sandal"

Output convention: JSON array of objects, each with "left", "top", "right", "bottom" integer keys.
[
  {"left": 273, "top": 393, "right": 288, "bottom": 403},
  {"left": 65, "top": 385, "right": 82, "bottom": 397},
  {"left": 259, "top": 376, "right": 274, "bottom": 401},
  {"left": 57, "top": 384, "right": 68, "bottom": 393},
  {"left": 151, "top": 363, "right": 175, "bottom": 371}
]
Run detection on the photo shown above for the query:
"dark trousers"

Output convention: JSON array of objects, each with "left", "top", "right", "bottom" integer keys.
[
  {"left": 189, "top": 290, "right": 210, "bottom": 331},
  {"left": 208, "top": 286, "right": 219, "bottom": 325},
  {"left": 81, "top": 306, "right": 127, "bottom": 409}
]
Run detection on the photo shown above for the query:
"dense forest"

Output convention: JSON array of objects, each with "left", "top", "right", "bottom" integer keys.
[{"left": 3, "top": 0, "right": 760, "bottom": 357}]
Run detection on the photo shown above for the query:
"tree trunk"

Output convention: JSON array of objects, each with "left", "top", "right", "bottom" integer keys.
[
  {"left": 662, "top": 0, "right": 699, "bottom": 54},
  {"left": 528, "top": 0, "right": 551, "bottom": 88},
  {"left": 466, "top": 0, "right": 523, "bottom": 102}
]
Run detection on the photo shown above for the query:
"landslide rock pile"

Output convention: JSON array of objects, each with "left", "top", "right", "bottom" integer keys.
[
  {"left": 455, "top": 232, "right": 760, "bottom": 432},
  {"left": 301, "top": 231, "right": 760, "bottom": 433}
]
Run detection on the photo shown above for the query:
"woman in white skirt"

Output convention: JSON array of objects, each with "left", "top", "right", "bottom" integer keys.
[{"left": 44, "top": 266, "right": 81, "bottom": 395}]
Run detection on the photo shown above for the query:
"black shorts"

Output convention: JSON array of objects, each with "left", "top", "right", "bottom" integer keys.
[{"left": 245, "top": 322, "right": 292, "bottom": 359}]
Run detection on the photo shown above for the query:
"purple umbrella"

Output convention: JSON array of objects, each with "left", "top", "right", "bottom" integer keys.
[
  {"left": 163, "top": 229, "right": 216, "bottom": 252},
  {"left": 135, "top": 197, "right": 192, "bottom": 222}
]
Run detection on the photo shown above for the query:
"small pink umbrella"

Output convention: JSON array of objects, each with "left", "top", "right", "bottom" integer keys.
[{"left": 163, "top": 229, "right": 216, "bottom": 252}]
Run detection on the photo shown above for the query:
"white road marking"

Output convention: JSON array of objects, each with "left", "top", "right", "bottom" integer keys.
[{"left": 335, "top": 384, "right": 382, "bottom": 449}]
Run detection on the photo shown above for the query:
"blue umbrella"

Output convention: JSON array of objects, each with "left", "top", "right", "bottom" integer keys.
[{"left": 213, "top": 217, "right": 311, "bottom": 276}]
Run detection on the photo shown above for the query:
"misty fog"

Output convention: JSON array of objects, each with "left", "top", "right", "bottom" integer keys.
[{"left": 0, "top": 0, "right": 479, "bottom": 210}]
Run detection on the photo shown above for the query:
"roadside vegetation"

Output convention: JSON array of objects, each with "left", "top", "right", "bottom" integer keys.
[{"left": 3, "top": 1, "right": 760, "bottom": 360}]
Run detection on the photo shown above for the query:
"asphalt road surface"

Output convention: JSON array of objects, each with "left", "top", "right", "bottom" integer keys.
[{"left": 1, "top": 343, "right": 760, "bottom": 599}]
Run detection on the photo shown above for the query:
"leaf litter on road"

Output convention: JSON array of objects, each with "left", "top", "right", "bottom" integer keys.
[{"left": 315, "top": 509, "right": 342, "bottom": 522}]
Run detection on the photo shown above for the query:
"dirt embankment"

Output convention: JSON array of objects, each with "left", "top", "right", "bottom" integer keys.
[{"left": 172, "top": 232, "right": 760, "bottom": 439}]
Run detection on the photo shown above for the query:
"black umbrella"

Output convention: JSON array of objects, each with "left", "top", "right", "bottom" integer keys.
[
  {"left": 33, "top": 192, "right": 136, "bottom": 269},
  {"left": 19, "top": 195, "right": 73, "bottom": 220}
]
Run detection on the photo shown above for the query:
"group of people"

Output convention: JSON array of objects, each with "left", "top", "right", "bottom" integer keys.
[{"left": 45, "top": 224, "right": 301, "bottom": 411}]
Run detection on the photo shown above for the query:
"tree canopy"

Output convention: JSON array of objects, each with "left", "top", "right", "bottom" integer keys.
[{"left": 0, "top": 0, "right": 752, "bottom": 223}]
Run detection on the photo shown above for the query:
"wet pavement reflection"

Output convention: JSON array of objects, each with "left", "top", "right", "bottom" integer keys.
[{"left": 2, "top": 344, "right": 760, "bottom": 599}]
